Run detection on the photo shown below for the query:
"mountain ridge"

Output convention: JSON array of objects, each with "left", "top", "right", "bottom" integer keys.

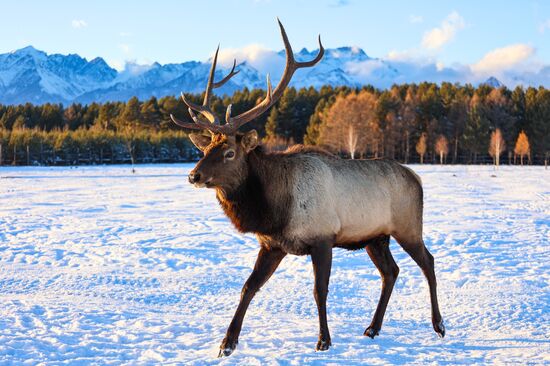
[{"left": 0, "top": 46, "right": 504, "bottom": 105}]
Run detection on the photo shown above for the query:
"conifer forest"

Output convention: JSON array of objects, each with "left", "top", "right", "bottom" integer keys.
[{"left": 0, "top": 83, "right": 548, "bottom": 166}]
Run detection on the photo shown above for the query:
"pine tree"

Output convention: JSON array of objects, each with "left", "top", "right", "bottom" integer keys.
[
  {"left": 117, "top": 97, "right": 142, "bottom": 170},
  {"left": 12, "top": 115, "right": 26, "bottom": 130},
  {"left": 463, "top": 98, "right": 490, "bottom": 163},
  {"left": 265, "top": 107, "right": 279, "bottom": 142},
  {"left": 63, "top": 104, "right": 83, "bottom": 130},
  {"left": 401, "top": 87, "right": 418, "bottom": 163},
  {"left": 94, "top": 103, "right": 119, "bottom": 130},
  {"left": 40, "top": 104, "right": 64, "bottom": 131},
  {"left": 140, "top": 97, "right": 161, "bottom": 129},
  {"left": 119, "top": 97, "right": 142, "bottom": 129},
  {"left": 531, "top": 89, "right": 550, "bottom": 162}
]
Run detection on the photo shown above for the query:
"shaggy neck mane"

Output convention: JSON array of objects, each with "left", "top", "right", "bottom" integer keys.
[{"left": 215, "top": 146, "right": 292, "bottom": 235}]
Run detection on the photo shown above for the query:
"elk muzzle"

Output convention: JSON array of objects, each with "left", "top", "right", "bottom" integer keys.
[
  {"left": 188, "top": 171, "right": 201, "bottom": 184},
  {"left": 188, "top": 169, "right": 213, "bottom": 188}
]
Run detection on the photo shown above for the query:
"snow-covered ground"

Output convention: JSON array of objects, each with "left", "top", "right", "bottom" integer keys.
[{"left": 0, "top": 164, "right": 548, "bottom": 365}]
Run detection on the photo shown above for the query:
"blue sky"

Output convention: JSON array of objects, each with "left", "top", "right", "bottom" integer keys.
[{"left": 1, "top": 0, "right": 549, "bottom": 78}]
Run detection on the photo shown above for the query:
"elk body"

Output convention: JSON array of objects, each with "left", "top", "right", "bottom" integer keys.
[{"left": 172, "top": 20, "right": 445, "bottom": 357}]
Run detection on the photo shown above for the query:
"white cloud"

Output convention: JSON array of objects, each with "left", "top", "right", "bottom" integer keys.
[
  {"left": 409, "top": 15, "right": 424, "bottom": 24},
  {"left": 471, "top": 44, "right": 535, "bottom": 74},
  {"left": 386, "top": 49, "right": 426, "bottom": 63},
  {"left": 217, "top": 44, "right": 285, "bottom": 76},
  {"left": 101, "top": 39, "right": 550, "bottom": 89},
  {"left": 123, "top": 61, "right": 154, "bottom": 75},
  {"left": 345, "top": 59, "right": 385, "bottom": 78},
  {"left": 212, "top": 41, "right": 546, "bottom": 88},
  {"left": 107, "top": 59, "right": 125, "bottom": 71},
  {"left": 217, "top": 44, "right": 274, "bottom": 65},
  {"left": 539, "top": 19, "right": 550, "bottom": 33},
  {"left": 119, "top": 32, "right": 132, "bottom": 37},
  {"left": 119, "top": 43, "right": 131, "bottom": 54},
  {"left": 379, "top": 43, "right": 545, "bottom": 87},
  {"left": 71, "top": 19, "right": 88, "bottom": 29},
  {"left": 422, "top": 11, "right": 465, "bottom": 50}
]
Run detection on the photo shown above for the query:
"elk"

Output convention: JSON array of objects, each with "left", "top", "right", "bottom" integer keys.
[{"left": 171, "top": 19, "right": 445, "bottom": 357}]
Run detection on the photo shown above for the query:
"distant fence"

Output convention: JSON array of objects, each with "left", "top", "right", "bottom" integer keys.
[
  {"left": 1, "top": 143, "right": 545, "bottom": 166},
  {"left": 0, "top": 145, "right": 201, "bottom": 166},
  {"left": 0, "top": 130, "right": 201, "bottom": 166}
]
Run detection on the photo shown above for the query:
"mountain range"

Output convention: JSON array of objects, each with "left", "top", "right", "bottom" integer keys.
[{"left": 0, "top": 45, "right": 502, "bottom": 105}]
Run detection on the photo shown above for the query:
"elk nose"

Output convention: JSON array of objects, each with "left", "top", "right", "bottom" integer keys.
[{"left": 188, "top": 171, "right": 201, "bottom": 184}]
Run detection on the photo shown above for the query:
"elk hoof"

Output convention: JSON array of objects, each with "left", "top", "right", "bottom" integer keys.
[
  {"left": 434, "top": 319, "right": 445, "bottom": 338},
  {"left": 363, "top": 326, "right": 379, "bottom": 339},
  {"left": 315, "top": 338, "right": 331, "bottom": 351},
  {"left": 218, "top": 338, "right": 238, "bottom": 358}
]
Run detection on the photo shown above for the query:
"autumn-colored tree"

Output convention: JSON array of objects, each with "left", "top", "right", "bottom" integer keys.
[
  {"left": 3, "top": 82, "right": 550, "bottom": 166},
  {"left": 514, "top": 131, "right": 530, "bottom": 165},
  {"left": 489, "top": 128, "right": 506, "bottom": 168},
  {"left": 435, "top": 135, "right": 449, "bottom": 164},
  {"left": 318, "top": 91, "right": 378, "bottom": 159},
  {"left": 416, "top": 133, "right": 427, "bottom": 164}
]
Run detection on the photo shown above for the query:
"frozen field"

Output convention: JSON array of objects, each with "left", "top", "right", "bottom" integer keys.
[{"left": 0, "top": 164, "right": 548, "bottom": 365}]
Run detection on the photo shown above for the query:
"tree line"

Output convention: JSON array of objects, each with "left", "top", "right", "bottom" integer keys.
[
  {"left": 298, "top": 83, "right": 548, "bottom": 165},
  {"left": 0, "top": 82, "right": 548, "bottom": 166}
]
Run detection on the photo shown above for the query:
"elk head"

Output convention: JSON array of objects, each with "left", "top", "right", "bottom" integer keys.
[{"left": 171, "top": 19, "right": 324, "bottom": 190}]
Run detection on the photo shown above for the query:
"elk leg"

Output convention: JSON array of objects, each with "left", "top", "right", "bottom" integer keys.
[
  {"left": 364, "top": 235, "right": 399, "bottom": 338},
  {"left": 310, "top": 244, "right": 332, "bottom": 351},
  {"left": 219, "top": 246, "right": 286, "bottom": 357},
  {"left": 402, "top": 242, "right": 445, "bottom": 338}
]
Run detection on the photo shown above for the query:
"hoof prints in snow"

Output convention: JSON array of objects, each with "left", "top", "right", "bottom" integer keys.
[{"left": 0, "top": 164, "right": 549, "bottom": 365}]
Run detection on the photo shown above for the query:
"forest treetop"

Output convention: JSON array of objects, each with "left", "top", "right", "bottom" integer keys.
[{"left": 0, "top": 82, "right": 548, "bottom": 165}]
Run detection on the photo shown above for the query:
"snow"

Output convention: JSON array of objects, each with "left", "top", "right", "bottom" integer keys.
[{"left": 0, "top": 164, "right": 548, "bottom": 365}]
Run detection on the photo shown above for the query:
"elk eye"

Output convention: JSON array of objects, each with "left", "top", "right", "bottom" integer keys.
[{"left": 224, "top": 150, "right": 235, "bottom": 160}]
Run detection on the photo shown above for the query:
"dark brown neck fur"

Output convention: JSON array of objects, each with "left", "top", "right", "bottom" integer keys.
[{"left": 216, "top": 146, "right": 292, "bottom": 235}]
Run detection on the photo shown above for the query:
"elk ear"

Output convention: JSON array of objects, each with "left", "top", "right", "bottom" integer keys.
[
  {"left": 241, "top": 130, "right": 259, "bottom": 152},
  {"left": 189, "top": 133, "right": 212, "bottom": 152}
]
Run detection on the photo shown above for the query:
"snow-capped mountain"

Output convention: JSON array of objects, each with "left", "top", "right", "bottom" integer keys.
[
  {"left": 482, "top": 76, "right": 503, "bottom": 88},
  {"left": 0, "top": 45, "right": 503, "bottom": 105},
  {"left": 0, "top": 46, "right": 117, "bottom": 104}
]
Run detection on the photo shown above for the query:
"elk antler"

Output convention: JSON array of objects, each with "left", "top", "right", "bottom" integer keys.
[
  {"left": 171, "top": 19, "right": 324, "bottom": 135},
  {"left": 170, "top": 46, "right": 239, "bottom": 132}
]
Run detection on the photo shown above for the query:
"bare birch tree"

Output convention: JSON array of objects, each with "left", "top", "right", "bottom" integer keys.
[
  {"left": 435, "top": 135, "right": 449, "bottom": 165},
  {"left": 489, "top": 128, "right": 506, "bottom": 169},
  {"left": 347, "top": 125, "right": 359, "bottom": 159}
]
